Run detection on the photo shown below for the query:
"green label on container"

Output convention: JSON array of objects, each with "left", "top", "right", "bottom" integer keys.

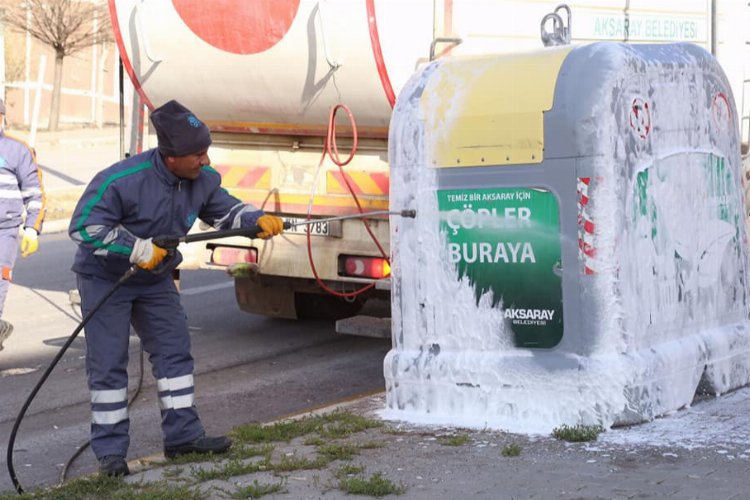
[{"left": 438, "top": 187, "right": 563, "bottom": 348}]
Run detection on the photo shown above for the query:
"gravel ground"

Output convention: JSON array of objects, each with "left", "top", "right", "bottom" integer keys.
[{"left": 106, "top": 391, "right": 750, "bottom": 500}]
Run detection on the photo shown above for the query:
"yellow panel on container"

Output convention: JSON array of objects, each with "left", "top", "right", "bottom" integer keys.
[{"left": 422, "top": 46, "right": 573, "bottom": 168}]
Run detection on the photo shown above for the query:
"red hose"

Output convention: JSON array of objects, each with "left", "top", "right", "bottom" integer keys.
[
  {"left": 365, "top": 0, "right": 396, "bottom": 108},
  {"left": 306, "top": 104, "right": 389, "bottom": 298}
]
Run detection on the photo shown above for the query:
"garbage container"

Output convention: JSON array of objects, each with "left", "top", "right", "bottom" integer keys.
[{"left": 385, "top": 42, "right": 750, "bottom": 433}]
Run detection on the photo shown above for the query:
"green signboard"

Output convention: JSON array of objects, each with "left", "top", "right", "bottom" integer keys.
[{"left": 438, "top": 187, "right": 563, "bottom": 348}]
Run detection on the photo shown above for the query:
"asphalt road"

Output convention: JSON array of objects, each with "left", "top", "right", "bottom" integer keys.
[{"left": 0, "top": 232, "right": 390, "bottom": 492}]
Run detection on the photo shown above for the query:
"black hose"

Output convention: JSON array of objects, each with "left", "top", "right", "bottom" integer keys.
[{"left": 7, "top": 266, "right": 138, "bottom": 494}]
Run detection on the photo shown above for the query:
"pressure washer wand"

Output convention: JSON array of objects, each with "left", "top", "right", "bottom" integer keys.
[
  {"left": 153, "top": 209, "right": 416, "bottom": 249},
  {"left": 285, "top": 209, "right": 416, "bottom": 229},
  {"left": 154, "top": 226, "right": 279, "bottom": 248}
]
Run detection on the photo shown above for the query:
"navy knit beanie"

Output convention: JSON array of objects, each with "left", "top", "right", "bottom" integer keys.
[{"left": 150, "top": 100, "right": 212, "bottom": 157}]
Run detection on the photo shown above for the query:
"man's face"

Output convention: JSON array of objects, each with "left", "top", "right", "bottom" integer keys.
[{"left": 164, "top": 149, "right": 210, "bottom": 180}]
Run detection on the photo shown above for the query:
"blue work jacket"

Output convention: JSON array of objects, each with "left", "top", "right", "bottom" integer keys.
[
  {"left": 0, "top": 131, "right": 46, "bottom": 231},
  {"left": 69, "top": 148, "right": 259, "bottom": 284}
]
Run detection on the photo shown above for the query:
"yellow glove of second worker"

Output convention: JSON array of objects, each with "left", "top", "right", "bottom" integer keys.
[
  {"left": 129, "top": 237, "right": 169, "bottom": 270},
  {"left": 256, "top": 215, "right": 285, "bottom": 240},
  {"left": 20, "top": 228, "right": 39, "bottom": 257}
]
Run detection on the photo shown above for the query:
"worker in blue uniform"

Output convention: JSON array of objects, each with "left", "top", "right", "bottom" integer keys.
[{"left": 68, "top": 100, "right": 284, "bottom": 477}]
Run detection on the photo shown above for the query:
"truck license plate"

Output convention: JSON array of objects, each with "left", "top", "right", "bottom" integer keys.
[{"left": 284, "top": 217, "right": 330, "bottom": 236}]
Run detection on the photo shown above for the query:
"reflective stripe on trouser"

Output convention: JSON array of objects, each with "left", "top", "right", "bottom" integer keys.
[
  {"left": 0, "top": 227, "right": 20, "bottom": 318},
  {"left": 78, "top": 274, "right": 205, "bottom": 459}
]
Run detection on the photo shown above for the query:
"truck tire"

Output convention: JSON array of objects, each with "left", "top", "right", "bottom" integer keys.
[{"left": 294, "top": 292, "right": 367, "bottom": 320}]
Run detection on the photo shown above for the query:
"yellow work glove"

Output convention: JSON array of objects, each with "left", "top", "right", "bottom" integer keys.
[
  {"left": 20, "top": 228, "right": 39, "bottom": 257},
  {"left": 256, "top": 215, "right": 284, "bottom": 239},
  {"left": 129, "top": 237, "right": 169, "bottom": 270}
]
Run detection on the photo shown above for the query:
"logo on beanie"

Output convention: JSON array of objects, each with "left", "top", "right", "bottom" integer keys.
[{"left": 187, "top": 115, "right": 202, "bottom": 128}]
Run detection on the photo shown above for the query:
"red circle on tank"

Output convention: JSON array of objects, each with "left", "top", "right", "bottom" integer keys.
[{"left": 172, "top": 0, "right": 300, "bottom": 55}]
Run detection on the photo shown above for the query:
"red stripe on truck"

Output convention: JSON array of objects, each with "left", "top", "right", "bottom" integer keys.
[{"left": 108, "top": 0, "right": 154, "bottom": 110}]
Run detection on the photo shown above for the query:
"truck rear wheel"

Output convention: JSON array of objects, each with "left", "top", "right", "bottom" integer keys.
[{"left": 294, "top": 292, "right": 367, "bottom": 320}]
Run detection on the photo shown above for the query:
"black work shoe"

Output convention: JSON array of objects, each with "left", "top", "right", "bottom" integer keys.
[
  {"left": 164, "top": 435, "right": 232, "bottom": 458},
  {"left": 99, "top": 455, "right": 129, "bottom": 477},
  {"left": 0, "top": 319, "right": 13, "bottom": 352}
]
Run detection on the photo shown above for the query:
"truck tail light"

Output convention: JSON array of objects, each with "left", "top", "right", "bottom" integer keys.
[
  {"left": 340, "top": 255, "right": 391, "bottom": 279},
  {"left": 210, "top": 246, "right": 257, "bottom": 266}
]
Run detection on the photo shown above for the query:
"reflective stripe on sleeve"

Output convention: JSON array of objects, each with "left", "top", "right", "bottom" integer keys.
[
  {"left": 0, "top": 189, "right": 23, "bottom": 199},
  {"left": 21, "top": 187, "right": 42, "bottom": 197},
  {"left": 0, "top": 173, "right": 17, "bottom": 185}
]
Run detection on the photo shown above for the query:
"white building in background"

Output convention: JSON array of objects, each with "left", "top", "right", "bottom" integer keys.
[{"left": 0, "top": 0, "right": 131, "bottom": 130}]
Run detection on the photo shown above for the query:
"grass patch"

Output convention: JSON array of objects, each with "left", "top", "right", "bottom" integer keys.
[
  {"left": 437, "top": 434, "right": 470, "bottom": 447},
  {"left": 161, "top": 466, "right": 185, "bottom": 479},
  {"left": 358, "top": 441, "right": 386, "bottom": 449},
  {"left": 165, "top": 451, "right": 228, "bottom": 466},
  {"left": 338, "top": 464, "right": 365, "bottom": 476},
  {"left": 316, "top": 412, "right": 383, "bottom": 439},
  {"left": 335, "top": 468, "right": 406, "bottom": 497},
  {"left": 0, "top": 410, "right": 390, "bottom": 499},
  {"left": 232, "top": 420, "right": 318, "bottom": 444},
  {"left": 228, "top": 444, "right": 275, "bottom": 461},
  {"left": 226, "top": 479, "right": 285, "bottom": 499},
  {"left": 166, "top": 444, "right": 273, "bottom": 467},
  {"left": 501, "top": 443, "right": 522, "bottom": 457},
  {"left": 0, "top": 475, "right": 204, "bottom": 500},
  {"left": 273, "top": 454, "right": 330, "bottom": 472},
  {"left": 316, "top": 443, "right": 360, "bottom": 461},
  {"left": 552, "top": 424, "right": 605, "bottom": 442},
  {"left": 189, "top": 451, "right": 333, "bottom": 482},
  {"left": 231, "top": 411, "right": 382, "bottom": 445},
  {"left": 191, "top": 458, "right": 270, "bottom": 481}
]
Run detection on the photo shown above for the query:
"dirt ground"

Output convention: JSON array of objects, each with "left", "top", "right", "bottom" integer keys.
[{"left": 108, "top": 392, "right": 749, "bottom": 500}]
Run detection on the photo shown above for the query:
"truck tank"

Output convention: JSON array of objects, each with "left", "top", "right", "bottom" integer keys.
[{"left": 108, "top": 0, "right": 437, "bottom": 136}]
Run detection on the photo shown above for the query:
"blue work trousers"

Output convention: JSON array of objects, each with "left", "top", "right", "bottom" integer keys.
[
  {"left": 0, "top": 226, "right": 20, "bottom": 317},
  {"left": 77, "top": 273, "right": 204, "bottom": 459}
]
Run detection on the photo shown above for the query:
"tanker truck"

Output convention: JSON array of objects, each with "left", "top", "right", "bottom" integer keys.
[{"left": 108, "top": 0, "right": 750, "bottom": 331}]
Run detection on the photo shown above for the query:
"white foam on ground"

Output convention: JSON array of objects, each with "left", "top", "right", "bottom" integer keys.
[{"left": 598, "top": 387, "right": 750, "bottom": 450}]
